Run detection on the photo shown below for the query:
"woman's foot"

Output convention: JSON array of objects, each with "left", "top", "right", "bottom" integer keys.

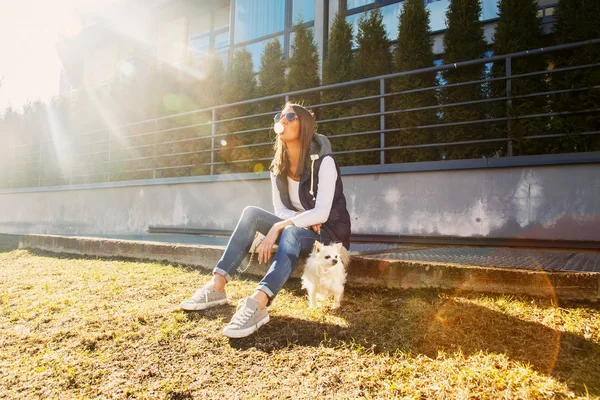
[
  {"left": 179, "top": 285, "right": 227, "bottom": 311},
  {"left": 222, "top": 297, "right": 270, "bottom": 338}
]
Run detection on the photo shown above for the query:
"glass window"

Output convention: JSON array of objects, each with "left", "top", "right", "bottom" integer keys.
[
  {"left": 215, "top": 31, "right": 230, "bottom": 49},
  {"left": 381, "top": 2, "right": 402, "bottom": 41},
  {"left": 346, "top": 13, "right": 362, "bottom": 49},
  {"left": 293, "top": 0, "right": 315, "bottom": 24},
  {"left": 244, "top": 35, "right": 284, "bottom": 72},
  {"left": 217, "top": 49, "right": 229, "bottom": 68},
  {"left": 188, "top": 13, "right": 211, "bottom": 37},
  {"left": 346, "top": 0, "right": 375, "bottom": 10},
  {"left": 426, "top": 0, "right": 449, "bottom": 32},
  {"left": 234, "top": 0, "right": 285, "bottom": 44},
  {"left": 215, "top": 6, "right": 230, "bottom": 30},
  {"left": 481, "top": 0, "right": 499, "bottom": 21},
  {"left": 189, "top": 35, "right": 211, "bottom": 61},
  {"left": 545, "top": 7, "right": 555, "bottom": 16}
]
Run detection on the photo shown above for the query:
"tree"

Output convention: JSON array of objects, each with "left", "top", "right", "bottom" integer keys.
[
  {"left": 491, "top": 0, "right": 548, "bottom": 156},
  {"left": 255, "top": 38, "right": 286, "bottom": 169},
  {"left": 550, "top": 0, "right": 600, "bottom": 153},
  {"left": 387, "top": 0, "right": 438, "bottom": 163},
  {"left": 441, "top": 0, "right": 490, "bottom": 160},
  {"left": 320, "top": 12, "right": 355, "bottom": 149},
  {"left": 348, "top": 7, "right": 393, "bottom": 166},
  {"left": 219, "top": 48, "right": 258, "bottom": 174},
  {"left": 287, "top": 20, "right": 321, "bottom": 106}
]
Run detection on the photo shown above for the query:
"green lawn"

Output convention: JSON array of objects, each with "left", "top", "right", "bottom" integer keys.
[{"left": 1, "top": 248, "right": 599, "bottom": 399}]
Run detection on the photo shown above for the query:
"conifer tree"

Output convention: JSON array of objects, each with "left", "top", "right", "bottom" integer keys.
[
  {"left": 255, "top": 38, "right": 286, "bottom": 169},
  {"left": 388, "top": 0, "right": 437, "bottom": 163},
  {"left": 551, "top": 0, "right": 600, "bottom": 153},
  {"left": 321, "top": 12, "right": 355, "bottom": 146},
  {"left": 219, "top": 48, "right": 258, "bottom": 173},
  {"left": 287, "top": 21, "right": 321, "bottom": 106},
  {"left": 441, "top": 0, "right": 489, "bottom": 160},
  {"left": 349, "top": 7, "right": 393, "bottom": 166},
  {"left": 491, "top": 0, "right": 547, "bottom": 156}
]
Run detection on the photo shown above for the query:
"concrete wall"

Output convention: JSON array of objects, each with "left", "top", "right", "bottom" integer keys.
[{"left": 1, "top": 163, "right": 599, "bottom": 241}]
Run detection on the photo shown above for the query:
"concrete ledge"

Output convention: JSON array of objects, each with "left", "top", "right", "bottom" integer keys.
[{"left": 15, "top": 234, "right": 600, "bottom": 302}]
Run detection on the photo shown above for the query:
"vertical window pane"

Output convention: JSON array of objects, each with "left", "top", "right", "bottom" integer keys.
[
  {"left": 381, "top": 2, "right": 402, "bottom": 41},
  {"left": 427, "top": 0, "right": 449, "bottom": 32},
  {"left": 482, "top": 0, "right": 499, "bottom": 21},
  {"left": 346, "top": 13, "right": 362, "bottom": 49},
  {"left": 189, "top": 35, "right": 210, "bottom": 61},
  {"left": 217, "top": 49, "right": 229, "bottom": 68},
  {"left": 215, "top": 31, "right": 230, "bottom": 49},
  {"left": 293, "top": 0, "right": 315, "bottom": 24},
  {"left": 215, "top": 6, "right": 230, "bottom": 30},
  {"left": 346, "top": 0, "right": 375, "bottom": 10},
  {"left": 234, "top": 0, "right": 285, "bottom": 44}
]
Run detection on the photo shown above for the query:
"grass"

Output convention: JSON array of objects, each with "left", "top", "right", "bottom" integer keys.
[{"left": 1, "top": 247, "right": 599, "bottom": 399}]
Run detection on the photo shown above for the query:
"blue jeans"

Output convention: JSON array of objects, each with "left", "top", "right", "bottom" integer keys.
[{"left": 213, "top": 206, "right": 330, "bottom": 305}]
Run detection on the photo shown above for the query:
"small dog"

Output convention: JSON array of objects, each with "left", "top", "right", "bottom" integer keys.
[{"left": 301, "top": 241, "right": 350, "bottom": 309}]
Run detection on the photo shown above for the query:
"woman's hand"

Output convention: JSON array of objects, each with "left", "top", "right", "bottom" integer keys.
[
  {"left": 311, "top": 224, "right": 322, "bottom": 234},
  {"left": 258, "top": 222, "right": 285, "bottom": 265}
]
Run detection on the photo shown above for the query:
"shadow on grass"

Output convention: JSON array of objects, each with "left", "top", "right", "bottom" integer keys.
[
  {"left": 15, "top": 248, "right": 600, "bottom": 396},
  {"left": 229, "top": 285, "right": 600, "bottom": 397}
]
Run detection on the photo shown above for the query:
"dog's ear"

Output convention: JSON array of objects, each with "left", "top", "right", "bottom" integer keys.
[
  {"left": 335, "top": 242, "right": 343, "bottom": 251},
  {"left": 313, "top": 241, "right": 322, "bottom": 253}
]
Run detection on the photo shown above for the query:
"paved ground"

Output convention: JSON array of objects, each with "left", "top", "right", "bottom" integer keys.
[{"left": 54, "top": 233, "right": 600, "bottom": 273}]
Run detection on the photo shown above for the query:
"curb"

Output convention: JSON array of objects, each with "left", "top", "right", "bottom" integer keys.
[{"left": 12, "top": 234, "right": 600, "bottom": 302}]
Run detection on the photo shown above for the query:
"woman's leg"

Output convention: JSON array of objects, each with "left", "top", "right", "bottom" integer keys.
[
  {"left": 254, "top": 225, "right": 329, "bottom": 308},
  {"left": 180, "top": 206, "right": 282, "bottom": 311},
  {"left": 222, "top": 225, "right": 329, "bottom": 338},
  {"left": 211, "top": 206, "right": 283, "bottom": 287}
]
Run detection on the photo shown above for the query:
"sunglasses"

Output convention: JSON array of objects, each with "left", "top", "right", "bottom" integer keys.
[{"left": 274, "top": 112, "right": 298, "bottom": 122}]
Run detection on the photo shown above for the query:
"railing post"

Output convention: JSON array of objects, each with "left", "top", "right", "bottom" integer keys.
[
  {"left": 153, "top": 120, "right": 158, "bottom": 179},
  {"left": 12, "top": 146, "right": 16, "bottom": 188},
  {"left": 107, "top": 129, "right": 112, "bottom": 182},
  {"left": 380, "top": 78, "right": 386, "bottom": 165},
  {"left": 211, "top": 109, "right": 216, "bottom": 176},
  {"left": 505, "top": 56, "right": 513, "bottom": 157},
  {"left": 37, "top": 141, "right": 42, "bottom": 187}
]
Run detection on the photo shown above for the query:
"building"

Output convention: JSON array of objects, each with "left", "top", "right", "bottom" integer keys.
[{"left": 57, "top": 0, "right": 558, "bottom": 93}]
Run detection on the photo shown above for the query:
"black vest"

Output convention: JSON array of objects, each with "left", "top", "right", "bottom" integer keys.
[{"left": 274, "top": 155, "right": 351, "bottom": 249}]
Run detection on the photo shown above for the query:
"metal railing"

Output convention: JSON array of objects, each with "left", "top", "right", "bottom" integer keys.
[{"left": 3, "top": 38, "right": 600, "bottom": 189}]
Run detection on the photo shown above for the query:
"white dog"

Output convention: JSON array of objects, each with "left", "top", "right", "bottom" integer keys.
[{"left": 301, "top": 241, "right": 350, "bottom": 309}]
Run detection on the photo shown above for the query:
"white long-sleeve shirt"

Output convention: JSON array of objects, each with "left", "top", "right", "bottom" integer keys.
[{"left": 271, "top": 156, "right": 338, "bottom": 228}]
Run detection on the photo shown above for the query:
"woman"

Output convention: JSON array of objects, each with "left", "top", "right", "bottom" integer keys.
[{"left": 179, "top": 103, "right": 351, "bottom": 338}]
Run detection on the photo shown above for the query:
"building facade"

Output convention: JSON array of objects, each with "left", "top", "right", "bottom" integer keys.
[{"left": 57, "top": 0, "right": 559, "bottom": 93}]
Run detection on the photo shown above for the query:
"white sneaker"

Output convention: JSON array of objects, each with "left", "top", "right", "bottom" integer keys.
[
  {"left": 222, "top": 297, "right": 270, "bottom": 338},
  {"left": 179, "top": 286, "right": 227, "bottom": 311}
]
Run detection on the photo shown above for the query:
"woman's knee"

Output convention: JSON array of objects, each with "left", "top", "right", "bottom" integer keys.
[
  {"left": 241, "top": 205, "right": 266, "bottom": 221},
  {"left": 279, "top": 225, "right": 302, "bottom": 245}
]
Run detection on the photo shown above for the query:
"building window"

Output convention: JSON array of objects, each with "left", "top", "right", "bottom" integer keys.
[
  {"left": 345, "top": 0, "right": 501, "bottom": 39},
  {"left": 232, "top": 0, "right": 314, "bottom": 72},
  {"left": 292, "top": 0, "right": 315, "bottom": 23},
  {"left": 188, "top": 6, "right": 230, "bottom": 65},
  {"left": 234, "top": 0, "right": 286, "bottom": 44}
]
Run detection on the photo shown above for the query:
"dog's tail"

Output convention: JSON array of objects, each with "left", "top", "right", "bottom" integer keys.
[{"left": 340, "top": 244, "right": 351, "bottom": 267}]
